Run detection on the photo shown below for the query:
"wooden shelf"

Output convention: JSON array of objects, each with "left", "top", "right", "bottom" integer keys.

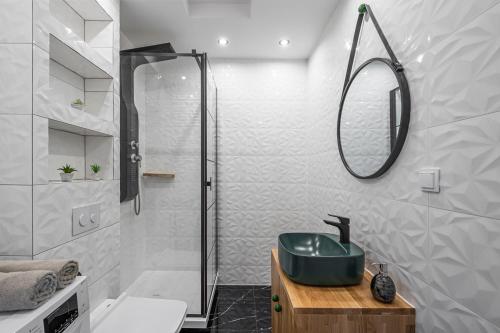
[
  {"left": 143, "top": 171, "right": 176, "bottom": 179},
  {"left": 64, "top": 0, "right": 112, "bottom": 21},
  {"left": 49, "top": 34, "right": 112, "bottom": 79}
]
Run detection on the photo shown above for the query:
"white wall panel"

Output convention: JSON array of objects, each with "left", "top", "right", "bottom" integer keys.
[{"left": 306, "top": 0, "right": 500, "bottom": 331}]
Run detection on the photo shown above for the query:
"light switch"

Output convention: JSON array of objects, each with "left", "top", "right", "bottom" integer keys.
[{"left": 418, "top": 168, "right": 440, "bottom": 193}]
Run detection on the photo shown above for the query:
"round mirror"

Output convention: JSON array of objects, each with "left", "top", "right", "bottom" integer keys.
[{"left": 337, "top": 58, "right": 410, "bottom": 179}]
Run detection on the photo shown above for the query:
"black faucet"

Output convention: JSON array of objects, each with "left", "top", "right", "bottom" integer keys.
[{"left": 323, "top": 214, "right": 350, "bottom": 244}]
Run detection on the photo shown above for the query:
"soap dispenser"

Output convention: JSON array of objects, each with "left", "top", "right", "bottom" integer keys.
[{"left": 370, "top": 263, "right": 396, "bottom": 303}]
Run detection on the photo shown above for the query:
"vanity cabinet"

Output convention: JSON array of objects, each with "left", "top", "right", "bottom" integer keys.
[{"left": 271, "top": 249, "right": 415, "bottom": 333}]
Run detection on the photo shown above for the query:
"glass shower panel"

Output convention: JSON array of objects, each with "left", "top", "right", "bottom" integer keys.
[
  {"left": 125, "top": 56, "right": 203, "bottom": 316},
  {"left": 205, "top": 64, "right": 218, "bottom": 310}
]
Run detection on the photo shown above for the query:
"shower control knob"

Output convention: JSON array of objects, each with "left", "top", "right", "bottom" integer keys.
[
  {"left": 130, "top": 140, "right": 139, "bottom": 150},
  {"left": 130, "top": 153, "right": 142, "bottom": 163}
]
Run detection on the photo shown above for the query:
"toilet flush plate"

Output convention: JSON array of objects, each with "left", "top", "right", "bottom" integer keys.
[{"left": 72, "top": 203, "right": 101, "bottom": 236}]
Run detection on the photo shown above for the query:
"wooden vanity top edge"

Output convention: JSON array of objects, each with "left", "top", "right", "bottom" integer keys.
[{"left": 272, "top": 249, "right": 415, "bottom": 315}]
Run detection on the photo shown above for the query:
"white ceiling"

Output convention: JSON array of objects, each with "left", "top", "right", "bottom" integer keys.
[{"left": 120, "top": 0, "right": 339, "bottom": 59}]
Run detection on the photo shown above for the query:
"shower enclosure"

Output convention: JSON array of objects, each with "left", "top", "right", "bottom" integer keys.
[{"left": 120, "top": 44, "right": 218, "bottom": 324}]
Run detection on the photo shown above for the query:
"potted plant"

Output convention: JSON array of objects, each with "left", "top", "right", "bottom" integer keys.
[
  {"left": 71, "top": 98, "right": 84, "bottom": 110},
  {"left": 58, "top": 164, "right": 77, "bottom": 182},
  {"left": 89, "top": 163, "right": 102, "bottom": 180}
]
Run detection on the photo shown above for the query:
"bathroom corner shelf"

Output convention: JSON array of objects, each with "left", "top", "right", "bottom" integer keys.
[
  {"left": 63, "top": 0, "right": 113, "bottom": 21},
  {"left": 143, "top": 171, "right": 176, "bottom": 179},
  {"left": 49, "top": 34, "right": 112, "bottom": 79}
]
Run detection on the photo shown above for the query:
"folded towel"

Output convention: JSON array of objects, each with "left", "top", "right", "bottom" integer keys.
[
  {"left": 0, "top": 260, "right": 79, "bottom": 289},
  {"left": 0, "top": 270, "right": 57, "bottom": 312}
]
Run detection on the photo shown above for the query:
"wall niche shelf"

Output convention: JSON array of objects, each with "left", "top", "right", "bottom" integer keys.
[
  {"left": 63, "top": 0, "right": 113, "bottom": 21},
  {"left": 49, "top": 34, "right": 112, "bottom": 79},
  {"left": 48, "top": 179, "right": 104, "bottom": 184},
  {"left": 143, "top": 171, "right": 176, "bottom": 179},
  {"left": 48, "top": 118, "right": 112, "bottom": 137}
]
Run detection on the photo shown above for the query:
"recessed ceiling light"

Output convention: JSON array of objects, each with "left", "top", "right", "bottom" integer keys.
[
  {"left": 181, "top": 75, "right": 187, "bottom": 80},
  {"left": 218, "top": 38, "right": 229, "bottom": 46},
  {"left": 278, "top": 39, "right": 290, "bottom": 47}
]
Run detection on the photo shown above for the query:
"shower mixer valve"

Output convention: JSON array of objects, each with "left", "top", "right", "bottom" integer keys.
[
  {"left": 130, "top": 153, "right": 142, "bottom": 165},
  {"left": 130, "top": 140, "right": 139, "bottom": 149}
]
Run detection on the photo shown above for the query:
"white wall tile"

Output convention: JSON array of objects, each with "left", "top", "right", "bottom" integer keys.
[
  {"left": 429, "top": 208, "right": 500, "bottom": 327},
  {"left": 0, "top": 0, "right": 32, "bottom": 43},
  {"left": 85, "top": 79, "right": 113, "bottom": 92},
  {"left": 88, "top": 264, "right": 120, "bottom": 311},
  {"left": 0, "top": 115, "right": 32, "bottom": 185},
  {"left": 0, "top": 186, "right": 32, "bottom": 255},
  {"left": 84, "top": 91, "right": 114, "bottom": 121},
  {"left": 85, "top": 21, "right": 113, "bottom": 47},
  {"left": 33, "top": 116, "right": 49, "bottom": 185},
  {"left": 212, "top": 59, "right": 309, "bottom": 284},
  {"left": 0, "top": 44, "right": 32, "bottom": 115},
  {"left": 428, "top": 112, "right": 500, "bottom": 219},
  {"left": 423, "top": 4, "right": 500, "bottom": 127}
]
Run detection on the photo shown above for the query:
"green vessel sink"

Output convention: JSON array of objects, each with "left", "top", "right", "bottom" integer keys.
[{"left": 278, "top": 233, "right": 365, "bottom": 286}]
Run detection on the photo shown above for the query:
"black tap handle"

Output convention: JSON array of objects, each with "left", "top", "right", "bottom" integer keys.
[
  {"left": 328, "top": 214, "right": 350, "bottom": 224},
  {"left": 323, "top": 220, "right": 339, "bottom": 226}
]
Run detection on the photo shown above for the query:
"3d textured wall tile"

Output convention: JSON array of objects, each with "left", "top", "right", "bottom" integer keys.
[
  {"left": 306, "top": 0, "right": 500, "bottom": 331},
  {"left": 212, "top": 59, "right": 308, "bottom": 284},
  {"left": 0, "top": 186, "right": 32, "bottom": 256},
  {"left": 0, "top": 115, "right": 32, "bottom": 184}
]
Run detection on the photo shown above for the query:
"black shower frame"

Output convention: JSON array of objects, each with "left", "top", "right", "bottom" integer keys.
[{"left": 120, "top": 50, "right": 218, "bottom": 318}]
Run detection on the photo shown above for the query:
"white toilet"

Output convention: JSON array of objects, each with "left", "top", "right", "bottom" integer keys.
[{"left": 91, "top": 293, "right": 187, "bottom": 333}]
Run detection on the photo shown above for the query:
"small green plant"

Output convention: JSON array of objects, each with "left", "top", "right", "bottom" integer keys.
[
  {"left": 90, "top": 163, "right": 101, "bottom": 174},
  {"left": 58, "top": 164, "right": 77, "bottom": 174},
  {"left": 72, "top": 98, "right": 84, "bottom": 105}
]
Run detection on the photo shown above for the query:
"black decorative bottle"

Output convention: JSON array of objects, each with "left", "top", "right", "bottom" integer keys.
[{"left": 370, "top": 263, "right": 396, "bottom": 303}]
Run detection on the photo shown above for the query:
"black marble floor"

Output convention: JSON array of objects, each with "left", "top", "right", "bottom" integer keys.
[{"left": 181, "top": 285, "right": 271, "bottom": 333}]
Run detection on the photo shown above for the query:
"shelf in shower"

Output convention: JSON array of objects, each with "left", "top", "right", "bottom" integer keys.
[{"left": 143, "top": 171, "right": 176, "bottom": 179}]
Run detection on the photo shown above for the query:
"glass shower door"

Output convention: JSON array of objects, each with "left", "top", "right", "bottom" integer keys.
[
  {"left": 204, "top": 62, "right": 218, "bottom": 314},
  {"left": 120, "top": 48, "right": 218, "bottom": 320}
]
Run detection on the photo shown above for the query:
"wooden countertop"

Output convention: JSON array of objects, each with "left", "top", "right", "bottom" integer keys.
[{"left": 272, "top": 249, "right": 415, "bottom": 315}]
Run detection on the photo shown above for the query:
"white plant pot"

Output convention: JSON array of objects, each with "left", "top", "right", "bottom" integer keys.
[
  {"left": 60, "top": 172, "right": 74, "bottom": 182},
  {"left": 89, "top": 172, "right": 101, "bottom": 181},
  {"left": 71, "top": 103, "right": 84, "bottom": 110}
]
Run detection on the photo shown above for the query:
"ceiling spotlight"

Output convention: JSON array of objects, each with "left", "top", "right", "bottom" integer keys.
[
  {"left": 218, "top": 38, "right": 229, "bottom": 46},
  {"left": 278, "top": 39, "right": 290, "bottom": 47},
  {"left": 181, "top": 75, "right": 187, "bottom": 80}
]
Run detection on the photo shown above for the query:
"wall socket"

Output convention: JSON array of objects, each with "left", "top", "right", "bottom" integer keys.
[{"left": 72, "top": 203, "right": 101, "bottom": 236}]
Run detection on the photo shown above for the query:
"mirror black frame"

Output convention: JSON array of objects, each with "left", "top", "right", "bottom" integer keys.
[
  {"left": 338, "top": 58, "right": 410, "bottom": 179},
  {"left": 337, "top": 4, "right": 411, "bottom": 179}
]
